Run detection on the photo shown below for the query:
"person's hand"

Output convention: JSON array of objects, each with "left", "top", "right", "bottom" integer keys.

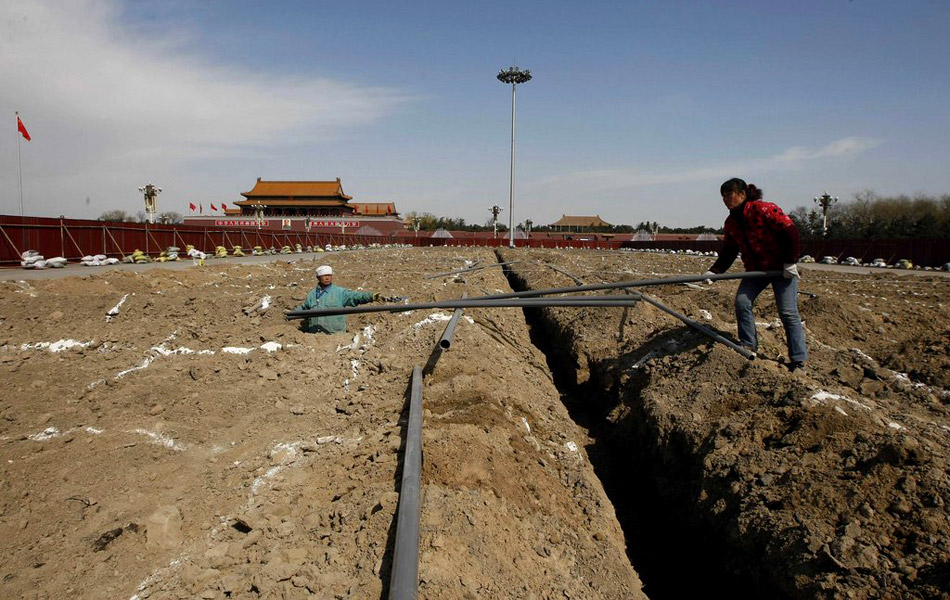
[
  {"left": 783, "top": 263, "right": 800, "bottom": 280},
  {"left": 703, "top": 271, "right": 716, "bottom": 285},
  {"left": 372, "top": 293, "right": 382, "bottom": 302}
]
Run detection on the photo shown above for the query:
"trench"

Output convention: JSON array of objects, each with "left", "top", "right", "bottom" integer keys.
[{"left": 496, "top": 253, "right": 775, "bottom": 600}]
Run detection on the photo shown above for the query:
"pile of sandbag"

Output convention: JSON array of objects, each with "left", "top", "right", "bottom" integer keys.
[
  {"left": 156, "top": 246, "right": 180, "bottom": 262},
  {"left": 81, "top": 254, "right": 120, "bottom": 266},
  {"left": 213, "top": 245, "right": 228, "bottom": 258},
  {"left": 21, "top": 250, "right": 67, "bottom": 269},
  {"left": 252, "top": 245, "right": 264, "bottom": 256},
  {"left": 295, "top": 243, "right": 303, "bottom": 253},
  {"left": 232, "top": 245, "right": 245, "bottom": 256},
  {"left": 186, "top": 246, "right": 207, "bottom": 265},
  {"left": 123, "top": 250, "right": 151, "bottom": 264},
  {"left": 280, "top": 245, "right": 293, "bottom": 254}
]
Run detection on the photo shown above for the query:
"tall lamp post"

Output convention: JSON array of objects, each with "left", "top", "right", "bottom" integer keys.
[
  {"left": 138, "top": 182, "right": 162, "bottom": 224},
  {"left": 814, "top": 191, "right": 838, "bottom": 237},
  {"left": 497, "top": 65, "right": 532, "bottom": 248}
]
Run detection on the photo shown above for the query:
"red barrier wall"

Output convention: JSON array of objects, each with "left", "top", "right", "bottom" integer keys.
[{"left": 2, "top": 215, "right": 946, "bottom": 267}]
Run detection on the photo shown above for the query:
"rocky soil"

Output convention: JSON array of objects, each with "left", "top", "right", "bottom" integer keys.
[
  {"left": 2, "top": 246, "right": 948, "bottom": 599},
  {"left": 499, "top": 247, "right": 950, "bottom": 599},
  {"left": 0, "top": 248, "right": 642, "bottom": 600}
]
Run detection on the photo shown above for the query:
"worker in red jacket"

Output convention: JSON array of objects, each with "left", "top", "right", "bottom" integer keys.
[{"left": 706, "top": 178, "right": 807, "bottom": 372}]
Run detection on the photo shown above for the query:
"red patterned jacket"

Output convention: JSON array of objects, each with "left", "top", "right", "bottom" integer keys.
[{"left": 709, "top": 199, "right": 800, "bottom": 273}]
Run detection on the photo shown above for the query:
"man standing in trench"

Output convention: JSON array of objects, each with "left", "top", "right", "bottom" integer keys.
[{"left": 295, "top": 265, "right": 380, "bottom": 334}]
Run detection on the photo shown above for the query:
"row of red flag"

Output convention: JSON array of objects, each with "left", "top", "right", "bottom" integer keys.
[{"left": 189, "top": 203, "right": 228, "bottom": 213}]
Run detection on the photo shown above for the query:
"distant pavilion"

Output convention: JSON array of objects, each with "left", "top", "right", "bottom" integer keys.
[
  {"left": 548, "top": 215, "right": 613, "bottom": 232},
  {"left": 232, "top": 178, "right": 357, "bottom": 218}
]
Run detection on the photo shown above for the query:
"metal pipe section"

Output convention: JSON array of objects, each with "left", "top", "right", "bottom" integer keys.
[
  {"left": 286, "top": 297, "right": 642, "bottom": 319},
  {"left": 438, "top": 298, "right": 466, "bottom": 350},
  {"left": 389, "top": 366, "right": 424, "bottom": 600},
  {"left": 475, "top": 270, "right": 783, "bottom": 301},
  {"left": 637, "top": 293, "right": 756, "bottom": 360}
]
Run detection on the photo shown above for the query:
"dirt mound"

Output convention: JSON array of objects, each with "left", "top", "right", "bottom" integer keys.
[
  {"left": 0, "top": 249, "right": 643, "bottom": 599},
  {"left": 500, "top": 248, "right": 950, "bottom": 598}
]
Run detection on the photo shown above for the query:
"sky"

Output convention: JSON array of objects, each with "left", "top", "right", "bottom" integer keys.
[{"left": 2, "top": 0, "right": 949, "bottom": 228}]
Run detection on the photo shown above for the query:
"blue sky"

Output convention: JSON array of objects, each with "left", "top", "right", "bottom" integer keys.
[{"left": 2, "top": 0, "right": 948, "bottom": 228}]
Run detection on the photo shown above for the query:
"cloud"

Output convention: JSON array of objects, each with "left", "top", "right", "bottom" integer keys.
[
  {"left": 535, "top": 136, "right": 883, "bottom": 193},
  {"left": 1, "top": 0, "right": 410, "bottom": 176}
]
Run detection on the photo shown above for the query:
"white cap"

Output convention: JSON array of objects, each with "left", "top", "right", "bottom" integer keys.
[{"left": 315, "top": 265, "right": 333, "bottom": 277}]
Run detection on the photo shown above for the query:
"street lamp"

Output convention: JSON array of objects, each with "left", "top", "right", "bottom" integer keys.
[
  {"left": 814, "top": 191, "right": 838, "bottom": 237},
  {"left": 497, "top": 65, "right": 532, "bottom": 248},
  {"left": 138, "top": 182, "right": 162, "bottom": 224},
  {"left": 524, "top": 219, "right": 533, "bottom": 238},
  {"left": 255, "top": 201, "right": 265, "bottom": 229},
  {"left": 490, "top": 204, "right": 503, "bottom": 239}
]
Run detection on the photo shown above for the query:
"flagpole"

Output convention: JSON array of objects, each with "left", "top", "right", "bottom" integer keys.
[{"left": 16, "top": 112, "right": 24, "bottom": 217}]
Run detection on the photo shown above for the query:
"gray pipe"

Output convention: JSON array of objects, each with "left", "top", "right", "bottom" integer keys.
[
  {"left": 637, "top": 293, "right": 755, "bottom": 360},
  {"left": 286, "top": 297, "right": 642, "bottom": 319},
  {"left": 438, "top": 299, "right": 466, "bottom": 350},
  {"left": 476, "top": 270, "right": 783, "bottom": 301},
  {"left": 389, "top": 366, "right": 424, "bottom": 600}
]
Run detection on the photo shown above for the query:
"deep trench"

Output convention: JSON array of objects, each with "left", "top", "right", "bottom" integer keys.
[{"left": 497, "top": 256, "right": 770, "bottom": 600}]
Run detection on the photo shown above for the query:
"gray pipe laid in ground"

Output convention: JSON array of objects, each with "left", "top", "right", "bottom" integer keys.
[
  {"left": 389, "top": 366, "right": 424, "bottom": 600},
  {"left": 438, "top": 295, "right": 466, "bottom": 349}
]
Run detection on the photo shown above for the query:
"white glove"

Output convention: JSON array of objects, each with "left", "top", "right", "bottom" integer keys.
[
  {"left": 783, "top": 263, "right": 800, "bottom": 280},
  {"left": 702, "top": 271, "right": 715, "bottom": 285}
]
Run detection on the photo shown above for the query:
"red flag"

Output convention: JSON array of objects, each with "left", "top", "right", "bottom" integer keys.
[
  {"left": 211, "top": 203, "right": 218, "bottom": 211},
  {"left": 189, "top": 202, "right": 196, "bottom": 211},
  {"left": 221, "top": 202, "right": 227, "bottom": 210},
  {"left": 199, "top": 204, "right": 203, "bottom": 214},
  {"left": 17, "top": 115, "right": 31, "bottom": 141}
]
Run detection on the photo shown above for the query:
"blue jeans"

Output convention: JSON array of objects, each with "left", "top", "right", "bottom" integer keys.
[{"left": 735, "top": 276, "right": 808, "bottom": 363}]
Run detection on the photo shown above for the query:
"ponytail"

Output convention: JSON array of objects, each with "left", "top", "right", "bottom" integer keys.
[{"left": 721, "top": 178, "right": 763, "bottom": 201}]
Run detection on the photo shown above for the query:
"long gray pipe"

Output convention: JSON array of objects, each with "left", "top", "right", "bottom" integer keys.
[
  {"left": 285, "top": 271, "right": 779, "bottom": 320},
  {"left": 637, "top": 293, "right": 755, "bottom": 360},
  {"left": 473, "top": 270, "right": 782, "bottom": 301},
  {"left": 389, "top": 366, "right": 424, "bottom": 600},
  {"left": 286, "top": 297, "right": 642, "bottom": 319}
]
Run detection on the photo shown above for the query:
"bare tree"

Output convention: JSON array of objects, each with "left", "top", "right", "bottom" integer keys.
[
  {"left": 98, "top": 210, "right": 132, "bottom": 222},
  {"left": 158, "top": 211, "right": 183, "bottom": 224}
]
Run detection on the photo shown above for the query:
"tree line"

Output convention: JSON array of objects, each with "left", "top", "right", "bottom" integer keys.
[
  {"left": 99, "top": 210, "right": 183, "bottom": 224},
  {"left": 789, "top": 191, "right": 950, "bottom": 240}
]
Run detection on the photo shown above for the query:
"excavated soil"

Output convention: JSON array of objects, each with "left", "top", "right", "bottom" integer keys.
[
  {"left": 0, "top": 248, "right": 642, "bottom": 600},
  {"left": 499, "top": 248, "right": 950, "bottom": 599},
  {"left": 2, "top": 247, "right": 949, "bottom": 600}
]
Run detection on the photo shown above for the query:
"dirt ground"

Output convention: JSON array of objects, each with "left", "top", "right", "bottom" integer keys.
[
  {"left": 0, "top": 248, "right": 643, "bottom": 600},
  {"left": 499, "top": 248, "right": 950, "bottom": 599},
  {"left": 2, "top": 247, "right": 948, "bottom": 599}
]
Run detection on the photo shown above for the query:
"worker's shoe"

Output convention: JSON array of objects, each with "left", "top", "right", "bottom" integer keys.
[{"left": 787, "top": 361, "right": 806, "bottom": 375}]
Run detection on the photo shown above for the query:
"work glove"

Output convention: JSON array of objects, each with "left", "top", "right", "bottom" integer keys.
[
  {"left": 783, "top": 263, "right": 800, "bottom": 280},
  {"left": 372, "top": 293, "right": 382, "bottom": 302},
  {"left": 702, "top": 271, "right": 716, "bottom": 285}
]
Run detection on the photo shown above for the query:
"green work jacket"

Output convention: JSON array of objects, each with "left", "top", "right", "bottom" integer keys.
[{"left": 296, "top": 284, "right": 374, "bottom": 333}]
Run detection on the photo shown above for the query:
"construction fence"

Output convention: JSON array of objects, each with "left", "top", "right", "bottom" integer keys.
[{"left": 2, "top": 215, "right": 947, "bottom": 267}]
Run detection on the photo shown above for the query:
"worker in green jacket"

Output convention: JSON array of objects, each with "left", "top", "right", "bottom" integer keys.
[{"left": 296, "top": 265, "right": 380, "bottom": 333}]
